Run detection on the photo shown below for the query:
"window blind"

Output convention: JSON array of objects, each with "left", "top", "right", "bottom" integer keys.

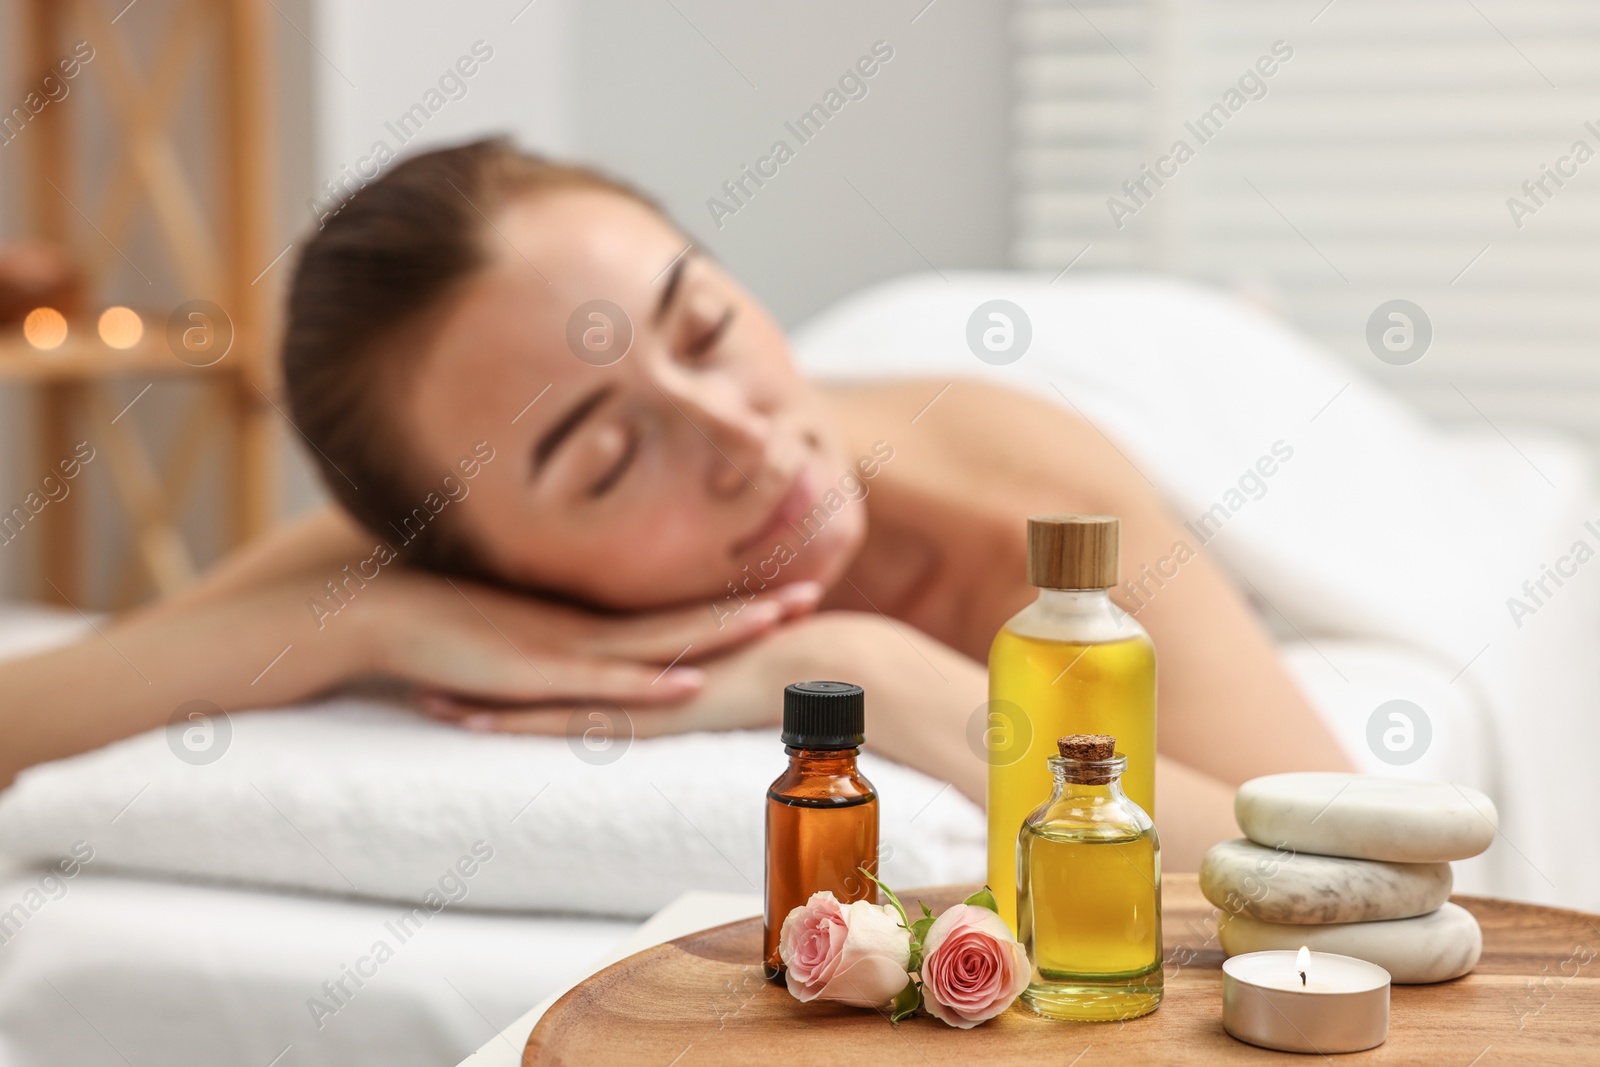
[{"left": 1014, "top": 0, "right": 1600, "bottom": 452}]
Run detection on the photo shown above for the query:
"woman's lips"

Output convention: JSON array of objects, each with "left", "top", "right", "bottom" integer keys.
[{"left": 732, "top": 468, "right": 814, "bottom": 557}]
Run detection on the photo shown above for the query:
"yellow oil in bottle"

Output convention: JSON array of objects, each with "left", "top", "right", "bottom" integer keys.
[
  {"left": 1017, "top": 735, "right": 1162, "bottom": 1022},
  {"left": 1017, "top": 824, "right": 1162, "bottom": 1020},
  {"left": 988, "top": 627, "right": 1156, "bottom": 930}
]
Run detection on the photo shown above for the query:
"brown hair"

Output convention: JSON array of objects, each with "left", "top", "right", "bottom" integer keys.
[{"left": 281, "top": 137, "right": 655, "bottom": 576}]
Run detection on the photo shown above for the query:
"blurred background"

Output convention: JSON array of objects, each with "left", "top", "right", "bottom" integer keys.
[
  {"left": 4, "top": 0, "right": 1594, "bottom": 610},
  {"left": 2, "top": 4, "right": 1597, "bottom": 1065}
]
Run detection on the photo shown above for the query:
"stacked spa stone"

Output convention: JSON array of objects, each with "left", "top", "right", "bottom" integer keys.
[{"left": 1201, "top": 773, "right": 1497, "bottom": 984}]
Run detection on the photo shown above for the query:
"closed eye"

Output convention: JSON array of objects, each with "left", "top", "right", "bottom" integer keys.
[
  {"left": 685, "top": 309, "right": 735, "bottom": 359},
  {"left": 589, "top": 426, "right": 640, "bottom": 497}
]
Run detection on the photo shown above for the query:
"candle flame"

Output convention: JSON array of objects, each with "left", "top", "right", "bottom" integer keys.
[
  {"left": 1297, "top": 945, "right": 1310, "bottom": 987},
  {"left": 23, "top": 307, "right": 68, "bottom": 350},
  {"left": 98, "top": 306, "right": 144, "bottom": 350}
]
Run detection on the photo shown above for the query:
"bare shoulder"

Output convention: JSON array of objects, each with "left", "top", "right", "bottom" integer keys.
[{"left": 821, "top": 378, "right": 1158, "bottom": 515}]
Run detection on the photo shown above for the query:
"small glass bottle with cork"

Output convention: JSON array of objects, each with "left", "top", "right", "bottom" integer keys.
[
  {"left": 1017, "top": 732, "right": 1163, "bottom": 1021},
  {"left": 763, "top": 680, "right": 880, "bottom": 980},
  {"left": 987, "top": 514, "right": 1157, "bottom": 931}
]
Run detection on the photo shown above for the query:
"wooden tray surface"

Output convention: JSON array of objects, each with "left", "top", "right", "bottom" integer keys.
[{"left": 525, "top": 874, "right": 1600, "bottom": 1065}]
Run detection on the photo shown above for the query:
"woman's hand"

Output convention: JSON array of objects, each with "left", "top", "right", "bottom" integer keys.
[
  {"left": 423, "top": 609, "right": 989, "bottom": 804},
  {"left": 352, "top": 568, "right": 823, "bottom": 712},
  {"left": 0, "top": 554, "right": 818, "bottom": 789}
]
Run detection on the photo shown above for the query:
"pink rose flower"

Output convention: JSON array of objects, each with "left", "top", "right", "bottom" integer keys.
[
  {"left": 919, "top": 903, "right": 1031, "bottom": 1028},
  {"left": 779, "top": 891, "right": 913, "bottom": 1008}
]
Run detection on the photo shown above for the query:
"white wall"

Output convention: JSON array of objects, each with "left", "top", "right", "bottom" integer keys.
[
  {"left": 309, "top": 0, "right": 1013, "bottom": 328},
  {"left": 570, "top": 0, "right": 1014, "bottom": 326},
  {"left": 308, "top": 0, "right": 574, "bottom": 221}
]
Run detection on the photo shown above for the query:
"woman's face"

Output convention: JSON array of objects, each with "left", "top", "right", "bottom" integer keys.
[{"left": 400, "top": 187, "right": 866, "bottom": 610}]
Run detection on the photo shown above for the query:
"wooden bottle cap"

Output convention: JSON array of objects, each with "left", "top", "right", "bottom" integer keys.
[{"left": 1027, "top": 514, "right": 1119, "bottom": 589}]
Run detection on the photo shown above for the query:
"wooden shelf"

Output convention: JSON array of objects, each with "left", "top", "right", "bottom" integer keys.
[
  {"left": 0, "top": 321, "right": 234, "bottom": 382},
  {"left": 14, "top": 0, "right": 277, "bottom": 608}
]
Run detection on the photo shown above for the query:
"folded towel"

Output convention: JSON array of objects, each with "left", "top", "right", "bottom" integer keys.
[{"left": 0, "top": 699, "right": 984, "bottom": 917}]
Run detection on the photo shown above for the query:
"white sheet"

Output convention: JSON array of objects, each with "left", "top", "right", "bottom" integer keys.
[
  {"left": 0, "top": 863, "right": 634, "bottom": 1067},
  {"left": 791, "top": 272, "right": 1600, "bottom": 911},
  {"left": 457, "top": 889, "right": 762, "bottom": 1067},
  {"left": 1276, "top": 639, "right": 1496, "bottom": 894}
]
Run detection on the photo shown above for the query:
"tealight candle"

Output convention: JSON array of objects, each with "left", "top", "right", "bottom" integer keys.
[{"left": 1222, "top": 947, "right": 1389, "bottom": 1054}]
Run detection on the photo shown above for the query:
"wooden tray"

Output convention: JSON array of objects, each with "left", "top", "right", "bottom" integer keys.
[{"left": 524, "top": 874, "right": 1600, "bottom": 1065}]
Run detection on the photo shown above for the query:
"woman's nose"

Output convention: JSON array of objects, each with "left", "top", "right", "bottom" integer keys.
[{"left": 654, "top": 372, "right": 769, "bottom": 497}]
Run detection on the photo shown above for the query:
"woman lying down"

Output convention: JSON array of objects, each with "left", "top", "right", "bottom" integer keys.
[{"left": 0, "top": 139, "right": 1352, "bottom": 869}]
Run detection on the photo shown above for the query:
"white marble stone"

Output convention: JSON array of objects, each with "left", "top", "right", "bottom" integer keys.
[
  {"left": 1220, "top": 902, "right": 1483, "bottom": 984},
  {"left": 1200, "top": 838, "right": 1452, "bottom": 924},
  {"left": 1235, "top": 772, "right": 1497, "bottom": 862}
]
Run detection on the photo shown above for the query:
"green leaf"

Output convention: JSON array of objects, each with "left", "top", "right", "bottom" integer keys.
[
  {"left": 911, "top": 915, "right": 936, "bottom": 943},
  {"left": 888, "top": 979, "right": 922, "bottom": 1024},
  {"left": 963, "top": 885, "right": 1000, "bottom": 913},
  {"left": 919, "top": 901, "right": 933, "bottom": 919}
]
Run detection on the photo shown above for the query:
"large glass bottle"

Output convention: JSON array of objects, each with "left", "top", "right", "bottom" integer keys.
[
  {"left": 987, "top": 514, "right": 1156, "bottom": 930},
  {"left": 1018, "top": 733, "right": 1162, "bottom": 1021},
  {"left": 764, "top": 681, "right": 879, "bottom": 980}
]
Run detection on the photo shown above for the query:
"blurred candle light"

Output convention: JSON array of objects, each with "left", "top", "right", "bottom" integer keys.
[
  {"left": 23, "top": 307, "right": 68, "bottom": 350},
  {"left": 98, "top": 306, "right": 144, "bottom": 350}
]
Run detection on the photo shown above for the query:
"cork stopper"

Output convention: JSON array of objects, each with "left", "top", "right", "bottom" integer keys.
[
  {"left": 1027, "top": 515, "right": 1119, "bottom": 589},
  {"left": 1056, "top": 733, "right": 1119, "bottom": 784},
  {"left": 1057, "top": 734, "right": 1116, "bottom": 761}
]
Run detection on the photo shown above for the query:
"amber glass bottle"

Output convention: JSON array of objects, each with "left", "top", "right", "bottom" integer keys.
[{"left": 764, "top": 681, "right": 879, "bottom": 980}]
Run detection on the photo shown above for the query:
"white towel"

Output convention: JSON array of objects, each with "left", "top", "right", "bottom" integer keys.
[{"left": 0, "top": 700, "right": 984, "bottom": 918}]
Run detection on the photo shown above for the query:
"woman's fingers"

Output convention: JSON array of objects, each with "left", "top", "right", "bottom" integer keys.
[
  {"left": 370, "top": 567, "right": 821, "bottom": 678},
  {"left": 582, "top": 580, "right": 823, "bottom": 661},
  {"left": 415, "top": 652, "right": 707, "bottom": 710},
  {"left": 541, "top": 656, "right": 706, "bottom": 703}
]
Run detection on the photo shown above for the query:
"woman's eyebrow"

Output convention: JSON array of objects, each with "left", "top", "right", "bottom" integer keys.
[{"left": 531, "top": 384, "right": 616, "bottom": 478}]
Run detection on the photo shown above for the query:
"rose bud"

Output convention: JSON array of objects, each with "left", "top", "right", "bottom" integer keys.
[
  {"left": 919, "top": 902, "right": 1031, "bottom": 1028},
  {"left": 778, "top": 890, "right": 912, "bottom": 1008}
]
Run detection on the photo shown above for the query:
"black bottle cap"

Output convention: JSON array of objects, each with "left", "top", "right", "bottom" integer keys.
[{"left": 782, "top": 681, "right": 865, "bottom": 749}]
